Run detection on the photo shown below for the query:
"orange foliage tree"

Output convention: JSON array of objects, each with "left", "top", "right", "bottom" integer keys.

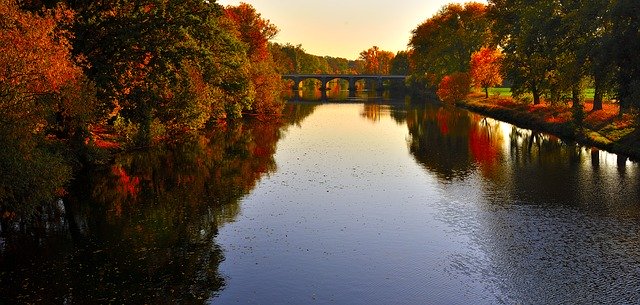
[
  {"left": 358, "top": 46, "right": 395, "bottom": 75},
  {"left": 436, "top": 72, "right": 471, "bottom": 103},
  {"left": 0, "top": 0, "right": 83, "bottom": 127},
  {"left": 0, "top": 0, "right": 92, "bottom": 217},
  {"left": 470, "top": 47, "right": 503, "bottom": 98},
  {"left": 224, "top": 3, "right": 284, "bottom": 116}
]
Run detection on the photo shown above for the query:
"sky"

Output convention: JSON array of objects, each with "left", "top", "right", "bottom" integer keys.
[{"left": 217, "top": 0, "right": 487, "bottom": 60}]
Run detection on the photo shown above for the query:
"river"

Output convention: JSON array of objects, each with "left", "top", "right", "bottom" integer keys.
[{"left": 1, "top": 92, "right": 640, "bottom": 304}]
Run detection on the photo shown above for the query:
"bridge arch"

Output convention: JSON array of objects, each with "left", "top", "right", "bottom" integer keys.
[{"left": 282, "top": 74, "right": 406, "bottom": 92}]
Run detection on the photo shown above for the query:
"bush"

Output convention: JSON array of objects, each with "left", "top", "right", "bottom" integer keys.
[{"left": 436, "top": 72, "right": 471, "bottom": 103}]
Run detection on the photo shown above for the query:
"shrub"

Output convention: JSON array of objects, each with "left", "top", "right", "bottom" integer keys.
[{"left": 436, "top": 72, "right": 471, "bottom": 103}]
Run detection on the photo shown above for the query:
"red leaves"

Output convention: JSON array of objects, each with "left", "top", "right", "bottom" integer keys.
[
  {"left": 224, "top": 3, "right": 278, "bottom": 62},
  {"left": 436, "top": 72, "right": 471, "bottom": 103}
]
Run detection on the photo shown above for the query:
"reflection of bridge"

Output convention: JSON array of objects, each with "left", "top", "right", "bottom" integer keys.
[{"left": 282, "top": 74, "right": 406, "bottom": 91}]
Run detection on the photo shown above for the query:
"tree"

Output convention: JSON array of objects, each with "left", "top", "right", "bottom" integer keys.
[
  {"left": 470, "top": 47, "right": 503, "bottom": 98},
  {"left": 390, "top": 50, "right": 410, "bottom": 75},
  {"left": 0, "top": 0, "right": 87, "bottom": 217},
  {"left": 436, "top": 72, "right": 471, "bottom": 104},
  {"left": 489, "top": 0, "right": 561, "bottom": 105},
  {"left": 358, "top": 46, "right": 395, "bottom": 75},
  {"left": 409, "top": 2, "right": 490, "bottom": 92},
  {"left": 64, "top": 0, "right": 262, "bottom": 144},
  {"left": 224, "top": 3, "right": 284, "bottom": 116},
  {"left": 611, "top": 0, "right": 640, "bottom": 110}
]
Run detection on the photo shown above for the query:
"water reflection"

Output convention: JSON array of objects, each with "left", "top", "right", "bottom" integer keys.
[
  {"left": 405, "top": 103, "right": 640, "bottom": 212},
  {"left": 406, "top": 102, "right": 640, "bottom": 303},
  {"left": 0, "top": 119, "right": 288, "bottom": 304}
]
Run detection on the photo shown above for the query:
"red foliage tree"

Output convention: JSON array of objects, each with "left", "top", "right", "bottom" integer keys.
[
  {"left": 470, "top": 47, "right": 504, "bottom": 98},
  {"left": 436, "top": 72, "right": 471, "bottom": 103}
]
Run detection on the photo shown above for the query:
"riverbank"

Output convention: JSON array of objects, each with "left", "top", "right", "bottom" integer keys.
[{"left": 457, "top": 94, "right": 640, "bottom": 160}]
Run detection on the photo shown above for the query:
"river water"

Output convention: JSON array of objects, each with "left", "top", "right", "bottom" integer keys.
[{"left": 2, "top": 94, "right": 640, "bottom": 304}]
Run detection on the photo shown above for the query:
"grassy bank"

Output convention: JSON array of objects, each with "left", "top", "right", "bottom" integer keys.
[{"left": 458, "top": 93, "right": 640, "bottom": 160}]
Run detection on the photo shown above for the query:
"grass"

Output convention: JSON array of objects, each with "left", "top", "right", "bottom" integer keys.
[{"left": 482, "top": 87, "right": 598, "bottom": 99}]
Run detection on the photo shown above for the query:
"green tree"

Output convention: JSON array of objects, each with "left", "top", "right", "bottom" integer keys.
[
  {"left": 409, "top": 2, "right": 490, "bottom": 92},
  {"left": 390, "top": 51, "right": 410, "bottom": 75},
  {"left": 611, "top": 0, "right": 640, "bottom": 110},
  {"left": 68, "top": 0, "right": 253, "bottom": 144},
  {"left": 490, "top": 0, "right": 561, "bottom": 105}
]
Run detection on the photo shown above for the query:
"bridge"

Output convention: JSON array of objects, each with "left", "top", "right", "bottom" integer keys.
[{"left": 282, "top": 74, "right": 406, "bottom": 91}]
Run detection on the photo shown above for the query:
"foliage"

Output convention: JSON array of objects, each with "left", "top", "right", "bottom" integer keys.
[
  {"left": 0, "top": 0, "right": 92, "bottom": 217},
  {"left": 487, "top": 0, "right": 633, "bottom": 111},
  {"left": 409, "top": 2, "right": 490, "bottom": 91},
  {"left": 470, "top": 47, "right": 503, "bottom": 98},
  {"left": 358, "top": 46, "right": 395, "bottom": 75},
  {"left": 611, "top": 0, "right": 640, "bottom": 109},
  {"left": 223, "top": 3, "right": 284, "bottom": 117},
  {"left": 390, "top": 50, "right": 411, "bottom": 75},
  {"left": 437, "top": 72, "right": 471, "bottom": 104}
]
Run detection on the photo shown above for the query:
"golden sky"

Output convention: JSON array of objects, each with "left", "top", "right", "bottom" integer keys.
[{"left": 217, "top": 0, "right": 487, "bottom": 60}]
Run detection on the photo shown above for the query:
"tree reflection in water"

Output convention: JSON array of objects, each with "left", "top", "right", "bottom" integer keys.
[{"left": 0, "top": 111, "right": 317, "bottom": 303}]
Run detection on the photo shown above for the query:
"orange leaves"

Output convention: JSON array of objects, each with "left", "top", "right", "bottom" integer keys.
[
  {"left": 436, "top": 72, "right": 471, "bottom": 103},
  {"left": 0, "top": 0, "right": 81, "bottom": 97},
  {"left": 224, "top": 3, "right": 278, "bottom": 62},
  {"left": 358, "top": 46, "right": 395, "bottom": 75},
  {"left": 470, "top": 47, "right": 503, "bottom": 97}
]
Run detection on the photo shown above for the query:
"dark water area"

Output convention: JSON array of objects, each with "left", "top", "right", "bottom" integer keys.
[{"left": 2, "top": 91, "right": 640, "bottom": 304}]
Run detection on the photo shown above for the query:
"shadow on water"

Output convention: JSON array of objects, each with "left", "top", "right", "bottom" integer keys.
[{"left": 0, "top": 116, "right": 305, "bottom": 304}]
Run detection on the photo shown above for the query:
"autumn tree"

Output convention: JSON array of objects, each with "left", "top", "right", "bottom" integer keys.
[
  {"left": 358, "top": 46, "right": 395, "bottom": 75},
  {"left": 470, "top": 47, "right": 503, "bottom": 98},
  {"left": 436, "top": 72, "right": 471, "bottom": 104},
  {"left": 224, "top": 3, "right": 284, "bottom": 116},
  {"left": 0, "top": 0, "right": 91, "bottom": 216},
  {"left": 409, "top": 2, "right": 490, "bottom": 92}
]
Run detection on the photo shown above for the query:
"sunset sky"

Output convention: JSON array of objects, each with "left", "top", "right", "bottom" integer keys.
[{"left": 217, "top": 0, "right": 487, "bottom": 60}]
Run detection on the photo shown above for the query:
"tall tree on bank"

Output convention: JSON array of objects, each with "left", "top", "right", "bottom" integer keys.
[
  {"left": 224, "top": 3, "right": 284, "bottom": 117},
  {"left": 470, "top": 47, "right": 503, "bottom": 98},
  {"left": 611, "top": 0, "right": 640, "bottom": 110},
  {"left": 489, "top": 0, "right": 561, "bottom": 105},
  {"left": 409, "top": 2, "right": 490, "bottom": 92}
]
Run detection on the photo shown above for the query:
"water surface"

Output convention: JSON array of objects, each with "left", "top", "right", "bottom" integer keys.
[{"left": 2, "top": 99, "right": 640, "bottom": 304}]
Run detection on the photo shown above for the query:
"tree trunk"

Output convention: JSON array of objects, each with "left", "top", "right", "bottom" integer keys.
[
  {"left": 572, "top": 87, "right": 581, "bottom": 109},
  {"left": 532, "top": 89, "right": 541, "bottom": 105},
  {"left": 593, "top": 81, "right": 603, "bottom": 111},
  {"left": 484, "top": 86, "right": 489, "bottom": 98}
]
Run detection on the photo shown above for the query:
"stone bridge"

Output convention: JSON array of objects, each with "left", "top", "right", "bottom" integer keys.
[{"left": 282, "top": 74, "right": 406, "bottom": 91}]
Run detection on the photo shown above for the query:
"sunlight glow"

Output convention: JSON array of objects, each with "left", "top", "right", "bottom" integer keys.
[{"left": 216, "top": 0, "right": 488, "bottom": 59}]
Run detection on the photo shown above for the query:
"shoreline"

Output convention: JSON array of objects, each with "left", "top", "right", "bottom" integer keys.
[{"left": 457, "top": 95, "right": 640, "bottom": 161}]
